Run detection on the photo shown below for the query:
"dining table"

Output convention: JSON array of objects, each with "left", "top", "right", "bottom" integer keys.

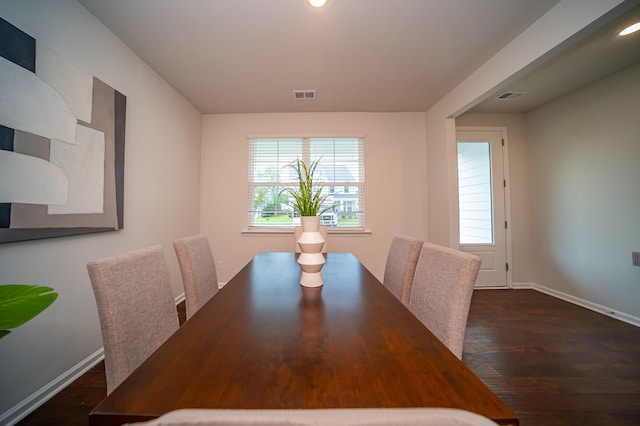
[{"left": 89, "top": 252, "right": 518, "bottom": 425}]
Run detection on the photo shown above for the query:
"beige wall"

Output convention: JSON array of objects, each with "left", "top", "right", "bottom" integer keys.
[
  {"left": 526, "top": 63, "right": 640, "bottom": 319},
  {"left": 0, "top": 1, "right": 202, "bottom": 420},
  {"left": 425, "top": 0, "right": 626, "bottom": 248},
  {"left": 200, "top": 113, "right": 427, "bottom": 282},
  {"left": 456, "top": 63, "right": 640, "bottom": 320}
]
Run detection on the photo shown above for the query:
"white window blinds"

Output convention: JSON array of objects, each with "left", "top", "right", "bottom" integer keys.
[{"left": 248, "top": 137, "right": 364, "bottom": 229}]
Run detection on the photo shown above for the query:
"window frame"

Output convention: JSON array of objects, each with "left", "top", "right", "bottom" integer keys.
[{"left": 247, "top": 137, "right": 365, "bottom": 231}]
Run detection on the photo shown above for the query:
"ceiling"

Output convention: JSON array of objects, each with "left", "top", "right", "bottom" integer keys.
[
  {"left": 77, "top": 0, "right": 562, "bottom": 114},
  {"left": 469, "top": 3, "right": 640, "bottom": 113}
]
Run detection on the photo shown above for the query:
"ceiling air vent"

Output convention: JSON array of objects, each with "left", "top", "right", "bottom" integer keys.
[
  {"left": 293, "top": 90, "right": 316, "bottom": 100},
  {"left": 495, "top": 91, "right": 527, "bottom": 100}
]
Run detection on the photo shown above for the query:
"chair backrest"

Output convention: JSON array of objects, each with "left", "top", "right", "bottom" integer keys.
[
  {"left": 382, "top": 234, "right": 423, "bottom": 307},
  {"left": 126, "top": 408, "right": 499, "bottom": 425},
  {"left": 173, "top": 234, "right": 219, "bottom": 320},
  {"left": 294, "top": 225, "right": 328, "bottom": 253},
  {"left": 408, "top": 242, "right": 481, "bottom": 359},
  {"left": 87, "top": 245, "right": 179, "bottom": 394}
]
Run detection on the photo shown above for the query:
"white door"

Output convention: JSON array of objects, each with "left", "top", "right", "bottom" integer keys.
[{"left": 456, "top": 128, "right": 509, "bottom": 287}]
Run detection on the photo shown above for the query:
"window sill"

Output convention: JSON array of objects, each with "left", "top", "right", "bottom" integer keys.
[{"left": 241, "top": 227, "right": 372, "bottom": 236}]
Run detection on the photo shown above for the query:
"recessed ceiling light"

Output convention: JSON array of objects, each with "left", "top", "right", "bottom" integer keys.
[
  {"left": 619, "top": 21, "right": 640, "bottom": 36},
  {"left": 306, "top": 0, "right": 329, "bottom": 9}
]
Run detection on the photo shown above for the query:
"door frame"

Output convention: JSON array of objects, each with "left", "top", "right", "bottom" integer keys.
[{"left": 454, "top": 126, "right": 513, "bottom": 288}]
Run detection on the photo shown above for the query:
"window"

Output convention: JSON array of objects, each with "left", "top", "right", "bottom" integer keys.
[
  {"left": 457, "top": 141, "right": 493, "bottom": 244},
  {"left": 248, "top": 137, "right": 364, "bottom": 229}
]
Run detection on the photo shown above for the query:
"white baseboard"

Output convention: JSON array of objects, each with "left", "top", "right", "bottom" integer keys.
[
  {"left": 511, "top": 282, "right": 640, "bottom": 327},
  {"left": 1, "top": 297, "right": 188, "bottom": 425},
  {"left": 0, "top": 348, "right": 104, "bottom": 426}
]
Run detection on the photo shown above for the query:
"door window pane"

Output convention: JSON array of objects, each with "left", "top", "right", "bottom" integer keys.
[{"left": 457, "top": 142, "right": 493, "bottom": 244}]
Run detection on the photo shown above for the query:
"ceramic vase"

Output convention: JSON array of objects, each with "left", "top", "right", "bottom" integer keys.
[{"left": 297, "top": 216, "right": 325, "bottom": 287}]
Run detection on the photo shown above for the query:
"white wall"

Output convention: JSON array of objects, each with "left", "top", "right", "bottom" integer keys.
[
  {"left": 526, "top": 63, "right": 640, "bottom": 319},
  {"left": 200, "top": 113, "right": 426, "bottom": 282},
  {"left": 425, "top": 0, "right": 626, "bottom": 247},
  {"left": 0, "top": 0, "right": 202, "bottom": 421}
]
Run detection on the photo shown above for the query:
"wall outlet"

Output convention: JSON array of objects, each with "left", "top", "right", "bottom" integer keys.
[
  {"left": 216, "top": 259, "right": 224, "bottom": 270},
  {"left": 633, "top": 252, "right": 640, "bottom": 267}
]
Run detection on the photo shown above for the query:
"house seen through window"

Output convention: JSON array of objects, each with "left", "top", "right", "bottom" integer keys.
[{"left": 248, "top": 137, "right": 364, "bottom": 229}]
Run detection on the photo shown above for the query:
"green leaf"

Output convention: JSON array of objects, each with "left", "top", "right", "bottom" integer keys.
[
  {"left": 279, "top": 158, "right": 329, "bottom": 217},
  {"left": 0, "top": 285, "right": 58, "bottom": 330}
]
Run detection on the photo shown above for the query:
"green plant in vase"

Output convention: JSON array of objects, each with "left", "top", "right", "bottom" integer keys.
[
  {"left": 281, "top": 158, "right": 332, "bottom": 288},
  {"left": 281, "top": 158, "right": 331, "bottom": 217}
]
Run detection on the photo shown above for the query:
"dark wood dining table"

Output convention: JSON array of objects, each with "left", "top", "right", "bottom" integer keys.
[{"left": 89, "top": 252, "right": 518, "bottom": 425}]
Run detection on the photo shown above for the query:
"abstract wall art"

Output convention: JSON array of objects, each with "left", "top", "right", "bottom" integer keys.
[{"left": 0, "top": 17, "right": 125, "bottom": 243}]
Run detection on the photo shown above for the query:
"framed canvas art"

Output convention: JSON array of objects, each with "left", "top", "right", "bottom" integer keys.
[{"left": 0, "top": 17, "right": 125, "bottom": 243}]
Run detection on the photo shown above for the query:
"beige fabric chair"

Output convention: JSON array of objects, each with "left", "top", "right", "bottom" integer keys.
[
  {"left": 87, "top": 245, "right": 180, "bottom": 394},
  {"left": 126, "top": 408, "right": 498, "bottom": 425},
  {"left": 409, "top": 242, "right": 481, "bottom": 359},
  {"left": 173, "top": 234, "right": 219, "bottom": 320},
  {"left": 382, "top": 234, "right": 423, "bottom": 307},
  {"left": 294, "top": 225, "right": 328, "bottom": 253}
]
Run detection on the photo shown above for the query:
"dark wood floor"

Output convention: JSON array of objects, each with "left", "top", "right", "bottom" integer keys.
[
  {"left": 464, "top": 289, "right": 640, "bottom": 426},
  {"left": 16, "top": 289, "right": 640, "bottom": 426}
]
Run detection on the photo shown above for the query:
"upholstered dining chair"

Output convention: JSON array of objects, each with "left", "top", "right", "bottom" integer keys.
[
  {"left": 382, "top": 234, "right": 423, "bottom": 307},
  {"left": 173, "top": 234, "right": 219, "bottom": 320},
  {"left": 294, "top": 225, "right": 328, "bottom": 253},
  {"left": 408, "top": 242, "right": 481, "bottom": 359},
  {"left": 126, "top": 408, "right": 499, "bottom": 425},
  {"left": 87, "top": 245, "right": 180, "bottom": 394}
]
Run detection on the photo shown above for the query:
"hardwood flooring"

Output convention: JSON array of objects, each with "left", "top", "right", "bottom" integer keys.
[
  {"left": 16, "top": 289, "right": 640, "bottom": 425},
  {"left": 464, "top": 289, "right": 640, "bottom": 426}
]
